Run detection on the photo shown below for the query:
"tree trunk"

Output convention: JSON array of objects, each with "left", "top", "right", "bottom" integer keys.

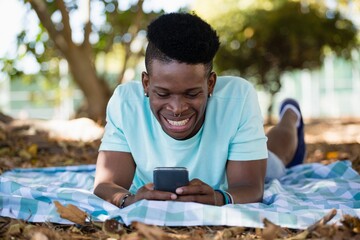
[
  {"left": 66, "top": 46, "right": 111, "bottom": 124},
  {"left": 28, "top": 0, "right": 112, "bottom": 124}
]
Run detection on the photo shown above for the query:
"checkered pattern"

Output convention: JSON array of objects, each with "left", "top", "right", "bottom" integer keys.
[{"left": 1, "top": 161, "right": 359, "bottom": 229}]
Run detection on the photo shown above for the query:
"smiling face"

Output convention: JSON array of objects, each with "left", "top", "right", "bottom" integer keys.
[{"left": 142, "top": 60, "right": 216, "bottom": 140}]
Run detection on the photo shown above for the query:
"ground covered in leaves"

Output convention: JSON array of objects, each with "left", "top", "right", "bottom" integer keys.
[{"left": 0, "top": 113, "right": 360, "bottom": 239}]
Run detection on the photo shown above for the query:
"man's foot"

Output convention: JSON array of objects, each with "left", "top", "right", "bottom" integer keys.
[{"left": 279, "top": 98, "right": 306, "bottom": 167}]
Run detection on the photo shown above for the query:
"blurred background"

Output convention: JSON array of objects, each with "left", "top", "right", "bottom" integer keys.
[{"left": 0, "top": 0, "right": 359, "bottom": 124}]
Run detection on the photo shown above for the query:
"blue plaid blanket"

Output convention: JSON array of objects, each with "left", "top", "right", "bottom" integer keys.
[{"left": 1, "top": 160, "right": 359, "bottom": 229}]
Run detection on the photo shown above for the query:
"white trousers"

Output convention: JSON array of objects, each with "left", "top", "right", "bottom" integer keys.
[{"left": 265, "top": 150, "right": 286, "bottom": 182}]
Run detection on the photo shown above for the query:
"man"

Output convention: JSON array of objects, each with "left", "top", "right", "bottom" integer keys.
[{"left": 94, "top": 13, "right": 305, "bottom": 208}]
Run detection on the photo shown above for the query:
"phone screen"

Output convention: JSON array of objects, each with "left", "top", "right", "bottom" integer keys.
[{"left": 153, "top": 167, "right": 189, "bottom": 193}]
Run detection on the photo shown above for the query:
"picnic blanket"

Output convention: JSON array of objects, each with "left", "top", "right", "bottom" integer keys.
[{"left": 1, "top": 160, "right": 359, "bottom": 229}]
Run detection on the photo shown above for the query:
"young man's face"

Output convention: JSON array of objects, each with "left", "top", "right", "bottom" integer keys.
[{"left": 142, "top": 60, "right": 216, "bottom": 140}]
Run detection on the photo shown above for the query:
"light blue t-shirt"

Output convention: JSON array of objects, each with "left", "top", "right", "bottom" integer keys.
[{"left": 99, "top": 76, "right": 268, "bottom": 193}]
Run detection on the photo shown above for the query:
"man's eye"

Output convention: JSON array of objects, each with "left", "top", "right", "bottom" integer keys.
[
  {"left": 156, "top": 92, "right": 169, "bottom": 97},
  {"left": 186, "top": 92, "right": 200, "bottom": 98}
]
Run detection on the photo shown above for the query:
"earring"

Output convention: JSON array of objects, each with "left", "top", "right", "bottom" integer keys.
[
  {"left": 209, "top": 93, "right": 212, "bottom": 97},
  {"left": 144, "top": 92, "right": 149, "bottom": 97}
]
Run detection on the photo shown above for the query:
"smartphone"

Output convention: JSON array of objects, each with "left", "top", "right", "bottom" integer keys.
[{"left": 153, "top": 167, "right": 189, "bottom": 193}]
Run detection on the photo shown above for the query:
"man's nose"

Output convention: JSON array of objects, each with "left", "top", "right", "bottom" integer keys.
[{"left": 167, "top": 95, "right": 187, "bottom": 115}]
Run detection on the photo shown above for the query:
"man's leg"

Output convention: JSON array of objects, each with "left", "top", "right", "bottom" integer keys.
[{"left": 267, "top": 99, "right": 305, "bottom": 167}]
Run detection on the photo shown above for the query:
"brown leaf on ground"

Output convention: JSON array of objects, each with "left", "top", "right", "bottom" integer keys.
[
  {"left": 284, "top": 230, "right": 310, "bottom": 240},
  {"left": 341, "top": 215, "right": 360, "bottom": 234},
  {"left": 262, "top": 209, "right": 360, "bottom": 240},
  {"left": 307, "top": 209, "right": 337, "bottom": 232},
  {"left": 54, "top": 201, "right": 87, "bottom": 225},
  {"left": 132, "top": 221, "right": 172, "bottom": 240},
  {"left": 6, "top": 223, "right": 23, "bottom": 237},
  {"left": 262, "top": 218, "right": 292, "bottom": 240},
  {"left": 2, "top": 217, "right": 64, "bottom": 240},
  {"left": 24, "top": 226, "right": 64, "bottom": 240},
  {"left": 165, "top": 226, "right": 209, "bottom": 240},
  {"left": 213, "top": 226, "right": 245, "bottom": 240},
  {"left": 102, "top": 219, "right": 126, "bottom": 238}
]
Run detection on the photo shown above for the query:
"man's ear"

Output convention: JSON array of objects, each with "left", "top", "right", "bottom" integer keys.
[
  {"left": 207, "top": 72, "right": 217, "bottom": 95},
  {"left": 142, "top": 71, "right": 150, "bottom": 94}
]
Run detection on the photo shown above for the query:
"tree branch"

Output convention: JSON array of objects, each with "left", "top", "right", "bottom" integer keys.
[
  {"left": 28, "top": 0, "right": 68, "bottom": 52},
  {"left": 103, "top": 0, "right": 118, "bottom": 53},
  {"left": 116, "top": 45, "right": 131, "bottom": 84},
  {"left": 116, "top": 0, "right": 144, "bottom": 84},
  {"left": 129, "top": 0, "right": 144, "bottom": 36},
  {"left": 81, "top": 0, "right": 92, "bottom": 57},
  {"left": 55, "top": 0, "right": 73, "bottom": 45}
]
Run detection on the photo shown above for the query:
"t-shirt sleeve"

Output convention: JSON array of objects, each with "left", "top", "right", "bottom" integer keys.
[
  {"left": 228, "top": 85, "right": 268, "bottom": 161},
  {"left": 99, "top": 87, "right": 131, "bottom": 152}
]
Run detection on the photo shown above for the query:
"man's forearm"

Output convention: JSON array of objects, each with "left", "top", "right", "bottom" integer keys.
[
  {"left": 228, "top": 185, "right": 264, "bottom": 204},
  {"left": 94, "top": 182, "right": 129, "bottom": 207}
]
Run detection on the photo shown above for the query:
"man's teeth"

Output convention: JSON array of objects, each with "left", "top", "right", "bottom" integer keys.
[{"left": 167, "top": 119, "right": 189, "bottom": 126}]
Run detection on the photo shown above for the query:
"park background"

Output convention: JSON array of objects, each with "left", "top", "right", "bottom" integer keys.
[
  {"left": 1, "top": 0, "right": 360, "bottom": 123},
  {"left": 1, "top": 0, "right": 360, "bottom": 239}
]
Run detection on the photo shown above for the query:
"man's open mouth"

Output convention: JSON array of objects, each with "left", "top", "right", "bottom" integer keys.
[{"left": 167, "top": 119, "right": 189, "bottom": 126}]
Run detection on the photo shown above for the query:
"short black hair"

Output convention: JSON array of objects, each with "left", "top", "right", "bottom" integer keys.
[{"left": 145, "top": 12, "right": 220, "bottom": 75}]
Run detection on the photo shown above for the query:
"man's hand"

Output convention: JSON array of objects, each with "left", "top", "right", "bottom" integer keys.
[
  {"left": 126, "top": 183, "right": 176, "bottom": 206},
  {"left": 172, "top": 178, "right": 220, "bottom": 205},
  {"left": 127, "top": 179, "right": 220, "bottom": 207}
]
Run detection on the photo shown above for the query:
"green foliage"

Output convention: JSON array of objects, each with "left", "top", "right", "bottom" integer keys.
[
  {"left": 92, "top": 1, "right": 162, "bottom": 54},
  {"left": 211, "top": 1, "right": 359, "bottom": 94}
]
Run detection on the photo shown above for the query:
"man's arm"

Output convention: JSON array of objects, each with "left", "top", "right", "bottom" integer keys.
[
  {"left": 173, "top": 159, "right": 266, "bottom": 205},
  {"left": 225, "top": 159, "right": 267, "bottom": 204},
  {"left": 94, "top": 151, "right": 176, "bottom": 208},
  {"left": 93, "top": 151, "right": 136, "bottom": 207}
]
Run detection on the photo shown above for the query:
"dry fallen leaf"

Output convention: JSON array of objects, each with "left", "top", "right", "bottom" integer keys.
[
  {"left": 262, "top": 218, "right": 290, "bottom": 240},
  {"left": 326, "top": 151, "right": 339, "bottom": 159},
  {"left": 341, "top": 214, "right": 360, "bottom": 234},
  {"left": 214, "top": 226, "right": 244, "bottom": 240},
  {"left": 307, "top": 209, "right": 337, "bottom": 232},
  {"left": 102, "top": 219, "right": 126, "bottom": 238},
  {"left": 121, "top": 231, "right": 143, "bottom": 240},
  {"left": 7, "top": 223, "right": 22, "bottom": 236},
  {"left": 30, "top": 231, "right": 49, "bottom": 240},
  {"left": 284, "top": 230, "right": 309, "bottom": 240},
  {"left": 0, "top": 131, "right": 6, "bottom": 141},
  {"left": 27, "top": 143, "right": 38, "bottom": 157},
  {"left": 26, "top": 226, "right": 64, "bottom": 240},
  {"left": 18, "top": 149, "right": 32, "bottom": 160},
  {"left": 132, "top": 221, "right": 171, "bottom": 240},
  {"left": 53, "top": 201, "right": 87, "bottom": 225},
  {"left": 0, "top": 147, "right": 10, "bottom": 157}
]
